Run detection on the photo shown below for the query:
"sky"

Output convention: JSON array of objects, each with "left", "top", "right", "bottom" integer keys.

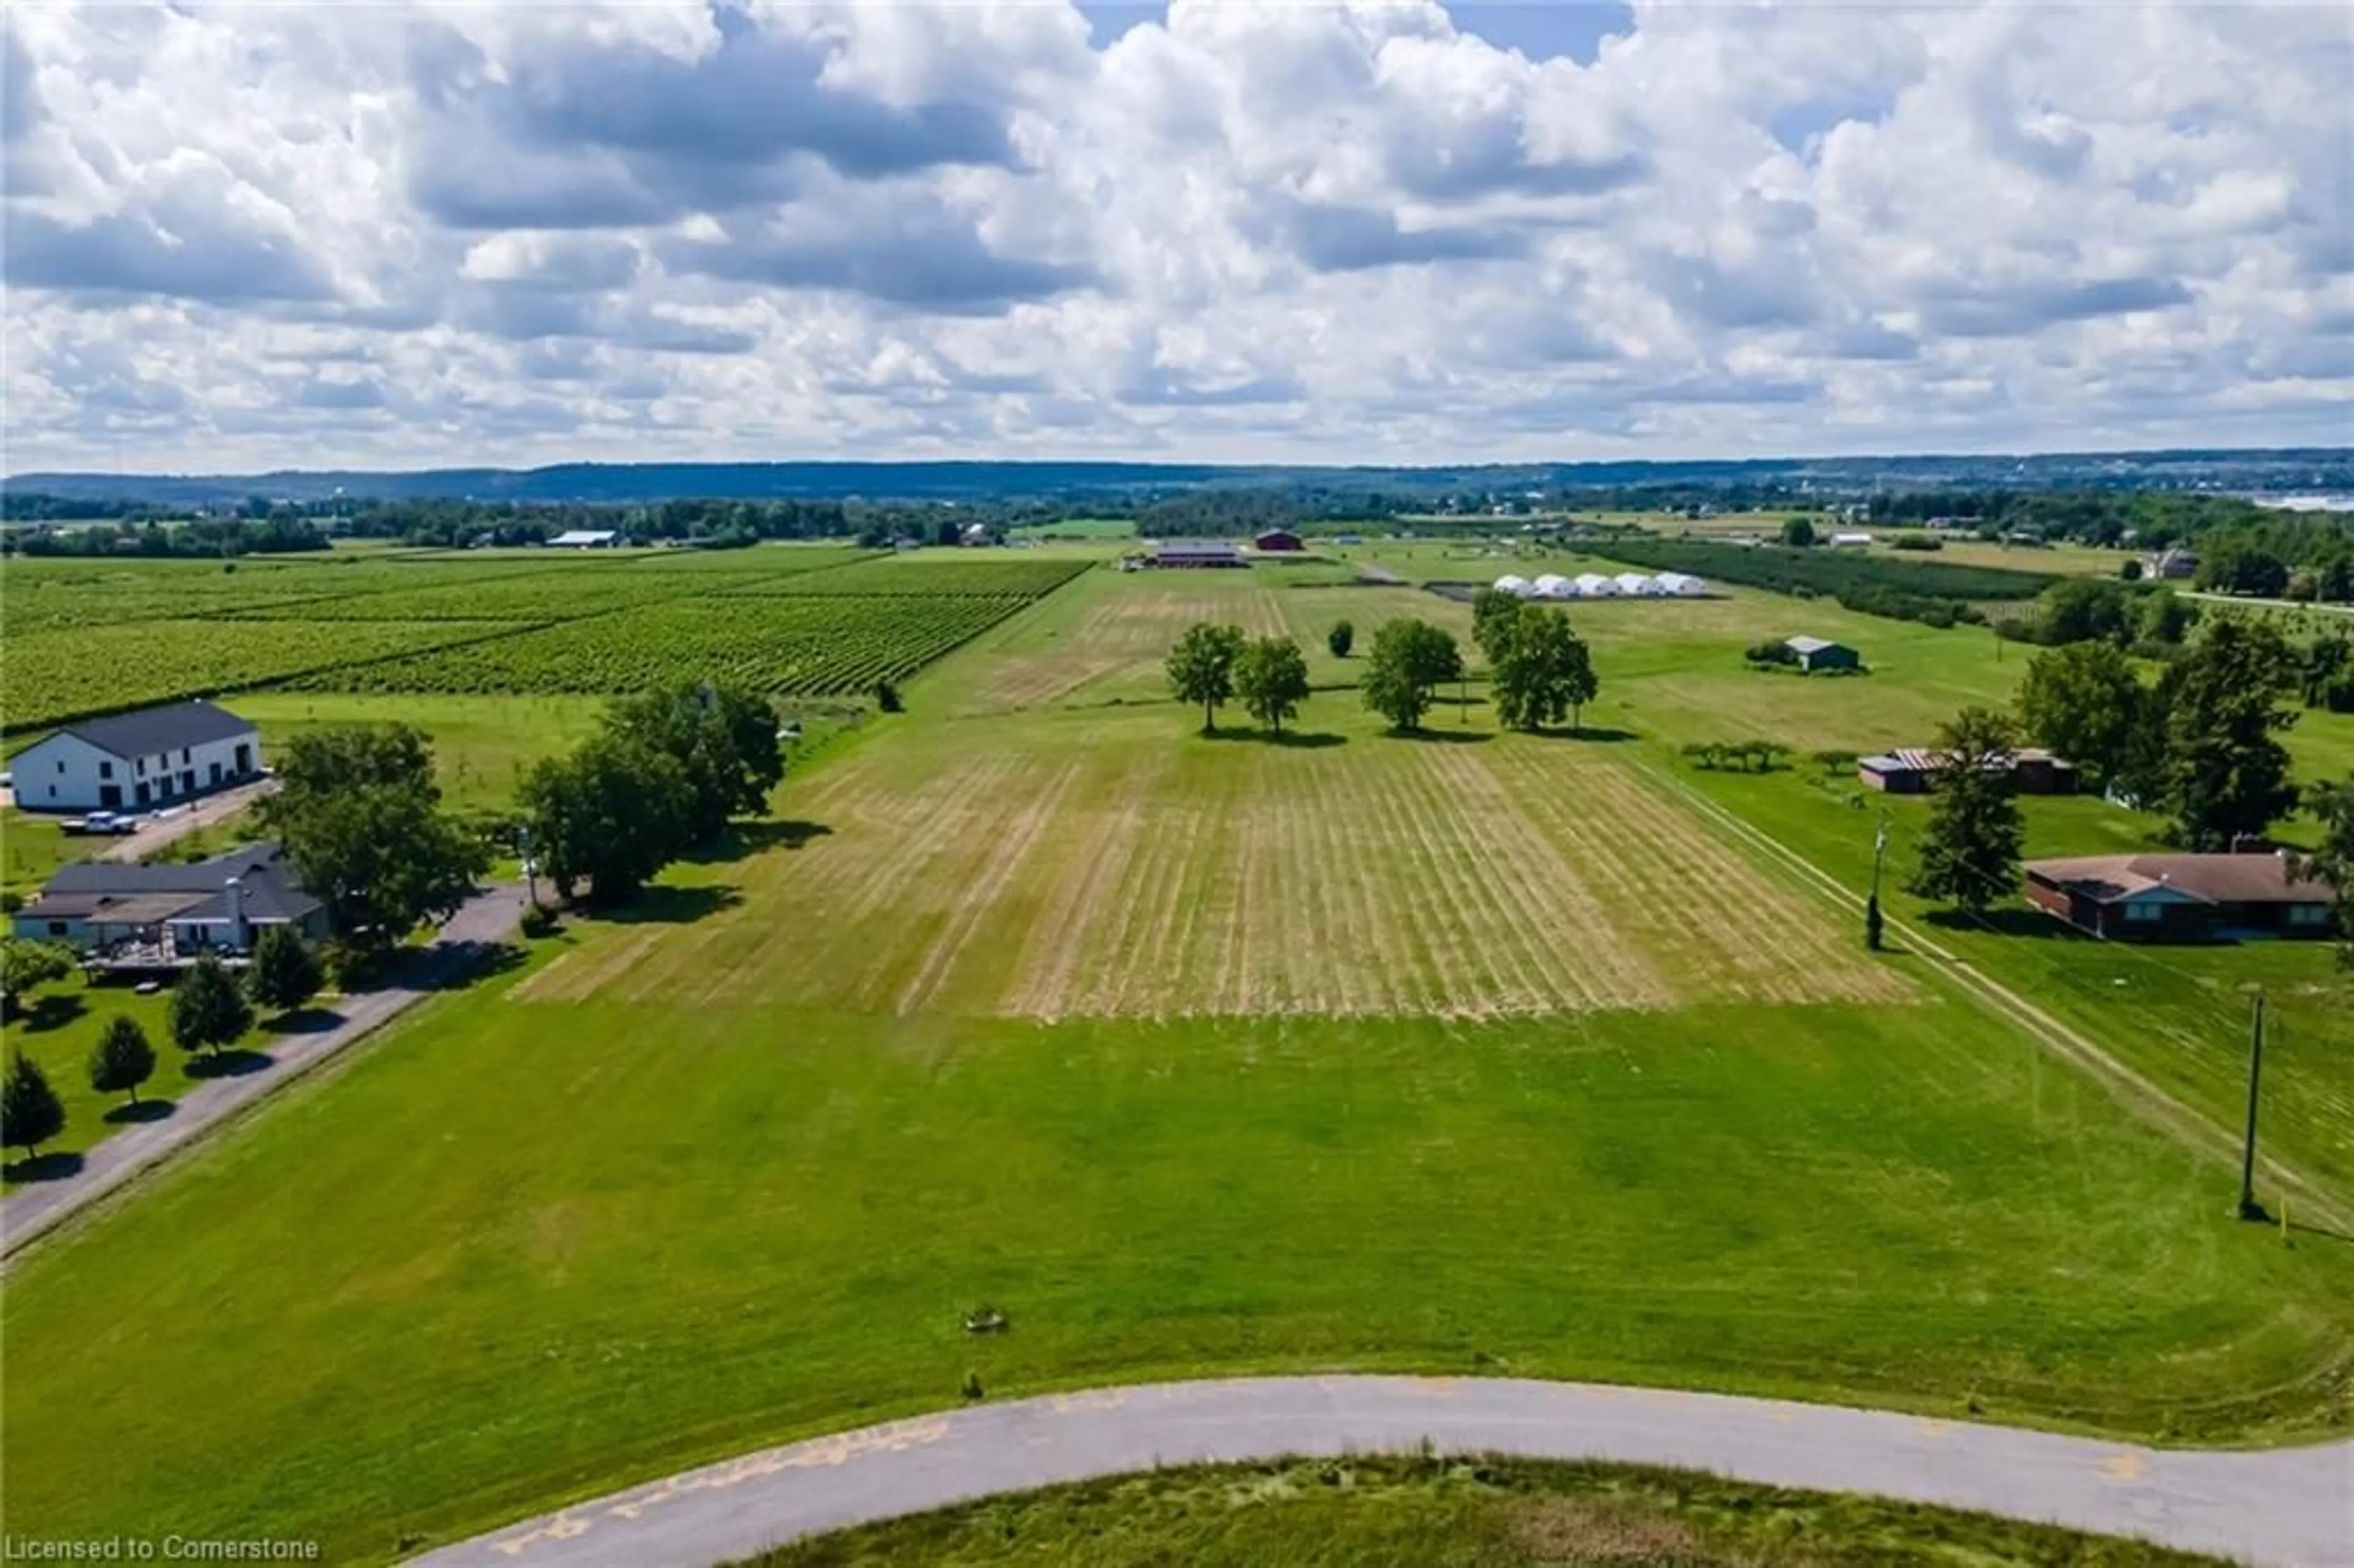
[{"left": 2, "top": 1, "right": 2349, "bottom": 474}]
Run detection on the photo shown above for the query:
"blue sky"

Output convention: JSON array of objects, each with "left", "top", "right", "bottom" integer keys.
[{"left": 2, "top": 1, "right": 2347, "bottom": 470}]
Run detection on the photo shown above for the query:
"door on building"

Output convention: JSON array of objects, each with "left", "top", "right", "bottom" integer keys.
[
  {"left": 234, "top": 743, "right": 253, "bottom": 774},
  {"left": 99, "top": 785, "right": 122, "bottom": 809},
  {"left": 181, "top": 770, "right": 196, "bottom": 794},
  {"left": 209, "top": 761, "right": 224, "bottom": 785},
  {"left": 135, "top": 782, "right": 151, "bottom": 805}
]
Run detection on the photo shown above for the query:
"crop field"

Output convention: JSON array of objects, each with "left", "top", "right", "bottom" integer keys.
[
  {"left": 519, "top": 710, "right": 1911, "bottom": 1019},
  {"left": 725, "top": 555, "right": 1095, "bottom": 598},
  {"left": 0, "top": 617, "right": 527, "bottom": 733},
  {"left": 288, "top": 595, "right": 1033, "bottom": 698}
]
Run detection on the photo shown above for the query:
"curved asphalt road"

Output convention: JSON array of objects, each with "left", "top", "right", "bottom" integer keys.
[{"left": 412, "top": 1376, "right": 2354, "bottom": 1567}]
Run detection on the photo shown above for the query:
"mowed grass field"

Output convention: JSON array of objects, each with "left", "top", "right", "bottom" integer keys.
[{"left": 4, "top": 558, "right": 2354, "bottom": 1563}]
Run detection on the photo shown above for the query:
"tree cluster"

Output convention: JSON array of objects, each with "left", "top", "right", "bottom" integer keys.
[
  {"left": 261, "top": 726, "right": 491, "bottom": 953},
  {"left": 1164, "top": 623, "right": 1312, "bottom": 737},
  {"left": 1474, "top": 592, "right": 1599, "bottom": 733},
  {"left": 1679, "top": 739, "right": 1791, "bottom": 773},
  {"left": 520, "top": 679, "right": 785, "bottom": 908}
]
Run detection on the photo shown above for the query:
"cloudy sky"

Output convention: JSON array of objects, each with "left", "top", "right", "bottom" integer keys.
[{"left": 2, "top": 1, "right": 2349, "bottom": 473}]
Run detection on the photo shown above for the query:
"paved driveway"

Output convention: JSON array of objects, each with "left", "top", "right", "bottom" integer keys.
[
  {"left": 1, "top": 884, "right": 524, "bottom": 1260},
  {"left": 413, "top": 1375, "right": 2354, "bottom": 1567}
]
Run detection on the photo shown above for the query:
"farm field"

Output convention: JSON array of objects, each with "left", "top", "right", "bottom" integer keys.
[
  {"left": 5, "top": 552, "right": 2354, "bottom": 1563},
  {"left": 744, "top": 1453, "right": 2232, "bottom": 1567}
]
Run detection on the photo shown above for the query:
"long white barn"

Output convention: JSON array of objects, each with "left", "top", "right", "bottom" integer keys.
[{"left": 10, "top": 700, "right": 261, "bottom": 813}]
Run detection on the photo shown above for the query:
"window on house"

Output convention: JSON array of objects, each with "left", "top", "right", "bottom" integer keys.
[
  {"left": 135, "top": 758, "right": 146, "bottom": 775},
  {"left": 99, "top": 761, "right": 113, "bottom": 778},
  {"left": 181, "top": 748, "right": 191, "bottom": 764},
  {"left": 2288, "top": 904, "right": 2329, "bottom": 926},
  {"left": 56, "top": 760, "right": 64, "bottom": 774},
  {"left": 47, "top": 921, "right": 67, "bottom": 937},
  {"left": 2124, "top": 901, "right": 2162, "bottom": 923}
]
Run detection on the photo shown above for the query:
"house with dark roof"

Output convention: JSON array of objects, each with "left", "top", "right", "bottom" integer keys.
[
  {"left": 12, "top": 843, "right": 326, "bottom": 956},
  {"left": 2022, "top": 852, "right": 2335, "bottom": 942},
  {"left": 10, "top": 701, "right": 261, "bottom": 813}
]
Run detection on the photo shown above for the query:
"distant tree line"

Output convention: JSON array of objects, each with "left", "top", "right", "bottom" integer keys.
[
  {"left": 1598, "top": 536, "right": 2054, "bottom": 628},
  {"left": 3, "top": 514, "right": 333, "bottom": 557}
]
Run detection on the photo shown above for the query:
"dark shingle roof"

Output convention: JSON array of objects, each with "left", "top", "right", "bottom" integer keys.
[
  {"left": 59, "top": 700, "right": 254, "bottom": 759},
  {"left": 23, "top": 843, "right": 320, "bottom": 927}
]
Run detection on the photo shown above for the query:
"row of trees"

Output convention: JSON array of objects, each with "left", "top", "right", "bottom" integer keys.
[
  {"left": 1163, "top": 598, "right": 1601, "bottom": 739},
  {"left": 3, "top": 936, "right": 326, "bottom": 1160},
  {"left": 518, "top": 680, "right": 784, "bottom": 907}
]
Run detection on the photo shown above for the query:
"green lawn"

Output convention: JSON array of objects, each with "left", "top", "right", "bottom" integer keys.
[
  {"left": 747, "top": 1453, "right": 2227, "bottom": 1567},
  {"left": 229, "top": 693, "right": 609, "bottom": 812}
]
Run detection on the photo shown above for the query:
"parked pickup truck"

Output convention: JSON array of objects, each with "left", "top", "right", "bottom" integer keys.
[{"left": 60, "top": 811, "right": 139, "bottom": 836}]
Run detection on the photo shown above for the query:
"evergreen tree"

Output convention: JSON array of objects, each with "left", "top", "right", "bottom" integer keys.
[
  {"left": 1235, "top": 636, "right": 1312, "bottom": 736},
  {"left": 2, "top": 1052, "right": 66, "bottom": 1158},
  {"left": 245, "top": 925, "right": 324, "bottom": 1016},
  {"left": 1908, "top": 707, "right": 2025, "bottom": 914},
  {"left": 170, "top": 953, "right": 254, "bottom": 1059},
  {"left": 2163, "top": 618, "right": 2301, "bottom": 850},
  {"left": 1165, "top": 623, "right": 1247, "bottom": 734},
  {"left": 89, "top": 1016, "right": 157, "bottom": 1106}
]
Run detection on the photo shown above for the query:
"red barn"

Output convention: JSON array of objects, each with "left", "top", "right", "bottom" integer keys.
[{"left": 1252, "top": 529, "right": 1304, "bottom": 552}]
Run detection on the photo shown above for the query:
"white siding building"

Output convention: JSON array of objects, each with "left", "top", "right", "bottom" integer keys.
[{"left": 10, "top": 701, "right": 261, "bottom": 814}]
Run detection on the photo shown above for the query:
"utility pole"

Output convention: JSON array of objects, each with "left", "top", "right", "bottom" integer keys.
[
  {"left": 1865, "top": 807, "right": 1888, "bottom": 951},
  {"left": 2236, "top": 991, "right": 2267, "bottom": 1220}
]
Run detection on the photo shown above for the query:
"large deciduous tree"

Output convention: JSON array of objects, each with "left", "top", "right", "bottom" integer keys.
[
  {"left": 1470, "top": 587, "right": 1523, "bottom": 666},
  {"left": 2162, "top": 617, "right": 2301, "bottom": 850},
  {"left": 517, "top": 735, "right": 694, "bottom": 908},
  {"left": 1235, "top": 636, "right": 1311, "bottom": 737},
  {"left": 1491, "top": 607, "right": 1599, "bottom": 733},
  {"left": 1362, "top": 619, "right": 1462, "bottom": 733},
  {"left": 89, "top": 1016, "right": 157, "bottom": 1107},
  {"left": 245, "top": 925, "right": 324, "bottom": 1016},
  {"left": 1165, "top": 623, "right": 1247, "bottom": 734},
  {"left": 259, "top": 725, "right": 489, "bottom": 950},
  {"left": 2300, "top": 780, "right": 2354, "bottom": 969},
  {"left": 1908, "top": 707, "right": 2025, "bottom": 915},
  {"left": 170, "top": 953, "right": 253, "bottom": 1059},
  {"left": 1, "top": 938, "right": 75, "bottom": 1022},
  {"left": 2015, "top": 642, "right": 2148, "bottom": 786},
  {"left": 1, "top": 1052, "right": 65, "bottom": 1159},
  {"left": 1327, "top": 620, "right": 1354, "bottom": 659},
  {"left": 606, "top": 681, "right": 785, "bottom": 843}
]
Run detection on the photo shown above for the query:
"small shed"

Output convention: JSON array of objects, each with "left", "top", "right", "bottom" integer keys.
[
  {"left": 1253, "top": 528, "right": 1305, "bottom": 552},
  {"left": 1785, "top": 635, "right": 1859, "bottom": 673}
]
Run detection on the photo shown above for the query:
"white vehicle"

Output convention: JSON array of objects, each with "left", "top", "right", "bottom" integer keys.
[{"left": 61, "top": 810, "right": 139, "bottom": 837}]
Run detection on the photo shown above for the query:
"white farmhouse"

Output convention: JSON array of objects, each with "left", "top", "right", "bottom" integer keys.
[{"left": 10, "top": 700, "right": 262, "bottom": 814}]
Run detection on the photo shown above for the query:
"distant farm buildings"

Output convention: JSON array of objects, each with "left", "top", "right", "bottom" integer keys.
[
  {"left": 1252, "top": 528, "right": 1305, "bottom": 553},
  {"left": 1859, "top": 747, "right": 2079, "bottom": 795},
  {"left": 1145, "top": 540, "right": 1247, "bottom": 569},
  {"left": 1829, "top": 531, "right": 1875, "bottom": 548},
  {"left": 2023, "top": 852, "right": 2334, "bottom": 942},
  {"left": 547, "top": 529, "right": 623, "bottom": 548},
  {"left": 2145, "top": 546, "right": 2200, "bottom": 580},
  {"left": 1489, "top": 571, "right": 1710, "bottom": 601}
]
